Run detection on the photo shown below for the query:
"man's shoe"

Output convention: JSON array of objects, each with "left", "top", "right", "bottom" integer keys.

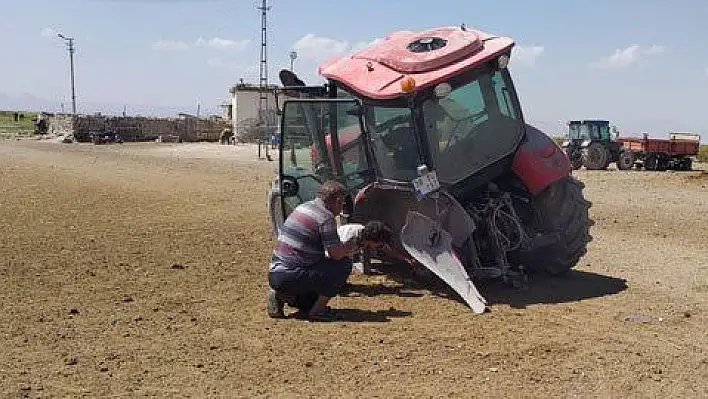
[{"left": 266, "top": 289, "right": 285, "bottom": 318}]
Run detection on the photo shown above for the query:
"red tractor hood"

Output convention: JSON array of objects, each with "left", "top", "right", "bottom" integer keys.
[{"left": 318, "top": 26, "right": 514, "bottom": 100}]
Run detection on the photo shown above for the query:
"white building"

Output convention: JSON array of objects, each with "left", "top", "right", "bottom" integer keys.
[{"left": 225, "top": 82, "right": 279, "bottom": 140}]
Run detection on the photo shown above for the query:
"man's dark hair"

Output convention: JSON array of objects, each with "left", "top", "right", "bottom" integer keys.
[
  {"left": 361, "top": 221, "right": 393, "bottom": 244},
  {"left": 316, "top": 180, "right": 347, "bottom": 203}
]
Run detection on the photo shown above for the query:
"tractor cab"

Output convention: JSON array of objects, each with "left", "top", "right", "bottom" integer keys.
[
  {"left": 567, "top": 120, "right": 612, "bottom": 142},
  {"left": 562, "top": 119, "right": 621, "bottom": 170},
  {"left": 273, "top": 26, "right": 528, "bottom": 221},
  {"left": 568, "top": 120, "right": 612, "bottom": 143}
]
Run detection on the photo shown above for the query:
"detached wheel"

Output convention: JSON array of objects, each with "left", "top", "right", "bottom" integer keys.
[
  {"left": 581, "top": 142, "right": 609, "bottom": 170},
  {"left": 523, "top": 177, "right": 592, "bottom": 275},
  {"left": 617, "top": 151, "right": 635, "bottom": 170}
]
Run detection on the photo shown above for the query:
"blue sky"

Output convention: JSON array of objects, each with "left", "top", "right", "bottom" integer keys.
[{"left": 2, "top": 0, "right": 708, "bottom": 137}]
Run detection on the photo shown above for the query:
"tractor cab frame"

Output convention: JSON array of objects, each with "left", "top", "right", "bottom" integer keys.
[{"left": 272, "top": 54, "right": 528, "bottom": 223}]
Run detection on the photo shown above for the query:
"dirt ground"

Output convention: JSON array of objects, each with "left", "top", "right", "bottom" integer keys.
[{"left": 1, "top": 138, "right": 706, "bottom": 398}]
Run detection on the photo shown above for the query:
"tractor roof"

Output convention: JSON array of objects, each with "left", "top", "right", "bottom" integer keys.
[
  {"left": 318, "top": 25, "right": 514, "bottom": 100},
  {"left": 568, "top": 120, "right": 610, "bottom": 125}
]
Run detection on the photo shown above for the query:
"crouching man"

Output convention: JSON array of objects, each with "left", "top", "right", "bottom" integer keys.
[{"left": 267, "top": 180, "right": 357, "bottom": 321}]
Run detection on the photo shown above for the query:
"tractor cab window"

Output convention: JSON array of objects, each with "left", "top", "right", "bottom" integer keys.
[
  {"left": 590, "top": 124, "right": 600, "bottom": 140},
  {"left": 279, "top": 101, "right": 330, "bottom": 205},
  {"left": 331, "top": 102, "right": 373, "bottom": 189},
  {"left": 422, "top": 68, "right": 523, "bottom": 184},
  {"left": 280, "top": 99, "right": 370, "bottom": 200},
  {"left": 598, "top": 124, "right": 610, "bottom": 140},
  {"left": 365, "top": 106, "right": 420, "bottom": 182},
  {"left": 568, "top": 124, "right": 581, "bottom": 140}
]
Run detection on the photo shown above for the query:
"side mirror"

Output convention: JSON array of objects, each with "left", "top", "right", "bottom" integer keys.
[
  {"left": 434, "top": 83, "right": 452, "bottom": 99},
  {"left": 281, "top": 175, "right": 299, "bottom": 197}
]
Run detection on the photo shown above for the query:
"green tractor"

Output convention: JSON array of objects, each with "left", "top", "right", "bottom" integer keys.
[{"left": 561, "top": 120, "right": 621, "bottom": 170}]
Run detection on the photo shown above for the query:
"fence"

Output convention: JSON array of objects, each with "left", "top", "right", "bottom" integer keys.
[{"left": 48, "top": 114, "right": 230, "bottom": 143}]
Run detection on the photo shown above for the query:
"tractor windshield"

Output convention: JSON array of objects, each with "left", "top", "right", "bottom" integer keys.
[
  {"left": 568, "top": 123, "right": 585, "bottom": 140},
  {"left": 422, "top": 68, "right": 524, "bottom": 184}
]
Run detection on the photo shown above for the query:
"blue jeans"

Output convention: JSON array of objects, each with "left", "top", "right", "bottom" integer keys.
[{"left": 269, "top": 257, "right": 353, "bottom": 300}]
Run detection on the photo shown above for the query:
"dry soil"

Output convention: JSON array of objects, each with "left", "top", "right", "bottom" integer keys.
[{"left": 1, "top": 139, "right": 706, "bottom": 398}]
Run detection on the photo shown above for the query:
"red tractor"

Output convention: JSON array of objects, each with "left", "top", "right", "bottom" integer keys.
[{"left": 268, "top": 25, "right": 593, "bottom": 313}]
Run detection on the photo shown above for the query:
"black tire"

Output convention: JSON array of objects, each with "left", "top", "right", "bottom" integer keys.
[
  {"left": 581, "top": 142, "right": 609, "bottom": 170},
  {"left": 565, "top": 149, "right": 583, "bottom": 170},
  {"left": 644, "top": 155, "right": 667, "bottom": 171},
  {"left": 617, "top": 151, "right": 635, "bottom": 170},
  {"left": 523, "top": 176, "right": 592, "bottom": 275},
  {"left": 679, "top": 157, "right": 692, "bottom": 171},
  {"left": 644, "top": 155, "right": 658, "bottom": 171}
]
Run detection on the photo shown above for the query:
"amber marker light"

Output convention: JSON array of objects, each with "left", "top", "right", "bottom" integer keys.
[{"left": 401, "top": 76, "right": 416, "bottom": 93}]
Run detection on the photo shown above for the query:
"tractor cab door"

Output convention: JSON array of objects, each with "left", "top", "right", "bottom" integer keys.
[{"left": 278, "top": 99, "right": 373, "bottom": 219}]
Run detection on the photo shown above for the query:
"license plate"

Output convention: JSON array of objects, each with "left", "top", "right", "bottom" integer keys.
[{"left": 412, "top": 170, "right": 440, "bottom": 199}]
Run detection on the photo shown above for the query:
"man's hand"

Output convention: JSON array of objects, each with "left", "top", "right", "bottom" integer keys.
[
  {"left": 404, "top": 256, "right": 423, "bottom": 268},
  {"left": 327, "top": 244, "right": 351, "bottom": 260},
  {"left": 328, "top": 241, "right": 360, "bottom": 260}
]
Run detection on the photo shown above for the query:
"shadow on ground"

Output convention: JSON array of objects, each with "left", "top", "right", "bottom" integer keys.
[
  {"left": 481, "top": 270, "right": 629, "bottom": 309},
  {"left": 351, "top": 263, "right": 628, "bottom": 311},
  {"left": 343, "top": 282, "right": 424, "bottom": 298},
  {"left": 287, "top": 307, "right": 412, "bottom": 323}
]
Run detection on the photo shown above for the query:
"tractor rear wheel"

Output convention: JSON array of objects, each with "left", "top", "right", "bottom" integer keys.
[
  {"left": 617, "top": 151, "right": 635, "bottom": 170},
  {"left": 522, "top": 176, "right": 592, "bottom": 275},
  {"left": 581, "top": 142, "right": 609, "bottom": 170}
]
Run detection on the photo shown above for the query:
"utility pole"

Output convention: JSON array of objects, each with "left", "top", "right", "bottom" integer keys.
[
  {"left": 257, "top": 0, "right": 272, "bottom": 159},
  {"left": 57, "top": 33, "right": 76, "bottom": 115},
  {"left": 257, "top": 1, "right": 271, "bottom": 129}
]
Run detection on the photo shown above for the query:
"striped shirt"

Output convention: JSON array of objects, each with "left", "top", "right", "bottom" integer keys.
[{"left": 270, "top": 197, "right": 343, "bottom": 271}]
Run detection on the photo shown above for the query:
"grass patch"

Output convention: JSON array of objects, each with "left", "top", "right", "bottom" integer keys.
[
  {"left": 698, "top": 145, "right": 708, "bottom": 163},
  {"left": 0, "top": 110, "right": 37, "bottom": 136}
]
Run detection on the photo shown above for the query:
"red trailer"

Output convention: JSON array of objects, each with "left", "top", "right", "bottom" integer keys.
[{"left": 615, "top": 132, "right": 701, "bottom": 171}]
